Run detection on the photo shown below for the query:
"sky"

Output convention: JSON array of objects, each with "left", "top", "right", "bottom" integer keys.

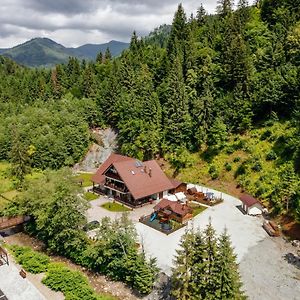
[{"left": 0, "top": 0, "right": 249, "bottom": 48}]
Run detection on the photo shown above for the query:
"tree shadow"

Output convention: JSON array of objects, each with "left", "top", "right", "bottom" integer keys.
[{"left": 236, "top": 205, "right": 246, "bottom": 215}]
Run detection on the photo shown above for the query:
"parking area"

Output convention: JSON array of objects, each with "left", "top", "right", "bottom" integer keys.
[
  {"left": 86, "top": 186, "right": 300, "bottom": 300},
  {"left": 136, "top": 184, "right": 267, "bottom": 275}
]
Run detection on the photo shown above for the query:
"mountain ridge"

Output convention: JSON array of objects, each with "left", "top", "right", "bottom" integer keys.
[{"left": 0, "top": 37, "right": 129, "bottom": 67}]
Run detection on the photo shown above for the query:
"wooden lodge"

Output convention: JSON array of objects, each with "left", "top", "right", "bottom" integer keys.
[
  {"left": 153, "top": 199, "right": 193, "bottom": 224},
  {"left": 92, "top": 154, "right": 183, "bottom": 207}
]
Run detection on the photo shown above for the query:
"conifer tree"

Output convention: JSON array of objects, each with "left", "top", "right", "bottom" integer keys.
[
  {"left": 96, "top": 51, "right": 103, "bottom": 64},
  {"left": 160, "top": 56, "right": 192, "bottom": 150},
  {"left": 190, "top": 229, "right": 207, "bottom": 298},
  {"left": 203, "top": 221, "right": 219, "bottom": 299},
  {"left": 215, "top": 230, "right": 245, "bottom": 300},
  {"left": 196, "top": 4, "right": 207, "bottom": 26},
  {"left": 217, "top": 0, "right": 234, "bottom": 18},
  {"left": 104, "top": 47, "right": 112, "bottom": 62},
  {"left": 172, "top": 230, "right": 194, "bottom": 300}
]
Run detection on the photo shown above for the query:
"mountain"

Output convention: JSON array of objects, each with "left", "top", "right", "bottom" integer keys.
[
  {"left": 0, "top": 38, "right": 129, "bottom": 67},
  {"left": 71, "top": 40, "right": 129, "bottom": 59}
]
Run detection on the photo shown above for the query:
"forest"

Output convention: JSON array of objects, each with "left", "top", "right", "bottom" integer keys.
[{"left": 0, "top": 1, "right": 299, "bottom": 217}]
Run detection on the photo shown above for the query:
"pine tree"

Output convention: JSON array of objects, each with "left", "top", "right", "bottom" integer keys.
[
  {"left": 196, "top": 4, "right": 207, "bottom": 26},
  {"left": 217, "top": 0, "right": 234, "bottom": 18},
  {"left": 203, "top": 221, "right": 219, "bottom": 299},
  {"left": 104, "top": 47, "right": 112, "bottom": 62},
  {"left": 96, "top": 51, "right": 103, "bottom": 64},
  {"left": 167, "top": 4, "right": 187, "bottom": 59},
  {"left": 160, "top": 56, "right": 192, "bottom": 150},
  {"left": 190, "top": 229, "right": 207, "bottom": 299},
  {"left": 10, "top": 125, "right": 31, "bottom": 187},
  {"left": 171, "top": 230, "right": 194, "bottom": 300},
  {"left": 215, "top": 230, "right": 245, "bottom": 300}
]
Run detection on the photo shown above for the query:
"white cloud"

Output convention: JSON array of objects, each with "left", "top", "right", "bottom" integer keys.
[{"left": 0, "top": 0, "right": 254, "bottom": 48}]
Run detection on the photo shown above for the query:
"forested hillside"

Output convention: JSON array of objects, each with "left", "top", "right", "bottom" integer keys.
[{"left": 0, "top": 0, "right": 299, "bottom": 220}]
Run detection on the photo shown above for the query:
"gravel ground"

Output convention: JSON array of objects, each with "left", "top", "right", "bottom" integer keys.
[
  {"left": 239, "top": 237, "right": 300, "bottom": 300},
  {"left": 136, "top": 184, "right": 267, "bottom": 276}
]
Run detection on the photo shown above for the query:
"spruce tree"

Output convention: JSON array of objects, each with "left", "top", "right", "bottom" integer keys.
[
  {"left": 171, "top": 230, "right": 194, "bottom": 300},
  {"left": 196, "top": 4, "right": 207, "bottom": 26},
  {"left": 215, "top": 230, "right": 245, "bottom": 300},
  {"left": 96, "top": 51, "right": 103, "bottom": 64},
  {"left": 202, "top": 221, "right": 219, "bottom": 299},
  {"left": 160, "top": 56, "right": 192, "bottom": 150},
  {"left": 190, "top": 229, "right": 207, "bottom": 299}
]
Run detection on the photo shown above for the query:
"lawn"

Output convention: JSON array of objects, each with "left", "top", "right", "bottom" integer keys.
[
  {"left": 188, "top": 203, "right": 208, "bottom": 217},
  {"left": 101, "top": 202, "right": 131, "bottom": 212},
  {"left": 83, "top": 192, "right": 99, "bottom": 201},
  {"left": 74, "top": 172, "right": 93, "bottom": 187}
]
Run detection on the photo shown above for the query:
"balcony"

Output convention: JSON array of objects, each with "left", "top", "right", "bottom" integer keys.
[
  {"left": 104, "top": 181, "right": 129, "bottom": 194},
  {"left": 105, "top": 171, "right": 123, "bottom": 183}
]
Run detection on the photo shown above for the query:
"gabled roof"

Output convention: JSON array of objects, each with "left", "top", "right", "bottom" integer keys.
[
  {"left": 113, "top": 159, "right": 174, "bottom": 200},
  {"left": 91, "top": 153, "right": 134, "bottom": 185},
  {"left": 92, "top": 153, "right": 175, "bottom": 200},
  {"left": 169, "top": 178, "right": 183, "bottom": 189},
  {"left": 154, "top": 199, "right": 192, "bottom": 217},
  {"left": 240, "top": 193, "right": 259, "bottom": 207}
]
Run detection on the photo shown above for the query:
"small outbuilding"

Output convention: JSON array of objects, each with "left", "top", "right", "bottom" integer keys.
[{"left": 240, "top": 194, "right": 263, "bottom": 216}]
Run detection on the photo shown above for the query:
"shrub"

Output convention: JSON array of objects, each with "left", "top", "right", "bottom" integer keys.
[
  {"left": 260, "top": 129, "right": 272, "bottom": 141},
  {"left": 234, "top": 163, "right": 247, "bottom": 177},
  {"left": 10, "top": 245, "right": 49, "bottom": 274},
  {"left": 209, "top": 165, "right": 217, "bottom": 174},
  {"left": 225, "top": 146, "right": 235, "bottom": 154},
  {"left": 266, "top": 150, "right": 277, "bottom": 161},
  {"left": 211, "top": 172, "right": 219, "bottom": 180},
  {"left": 224, "top": 162, "right": 232, "bottom": 171},
  {"left": 233, "top": 156, "right": 241, "bottom": 163},
  {"left": 233, "top": 140, "right": 246, "bottom": 150},
  {"left": 251, "top": 161, "right": 263, "bottom": 172},
  {"left": 42, "top": 263, "right": 112, "bottom": 300}
]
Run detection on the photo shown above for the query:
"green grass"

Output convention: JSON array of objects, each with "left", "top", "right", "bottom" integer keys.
[
  {"left": 83, "top": 192, "right": 99, "bottom": 201},
  {"left": 101, "top": 202, "right": 131, "bottom": 212},
  {"left": 0, "top": 161, "right": 43, "bottom": 211},
  {"left": 171, "top": 121, "right": 298, "bottom": 209},
  {"left": 74, "top": 173, "right": 93, "bottom": 187},
  {"left": 191, "top": 205, "right": 207, "bottom": 217}
]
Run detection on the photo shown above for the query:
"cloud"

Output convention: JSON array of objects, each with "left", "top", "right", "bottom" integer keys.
[{"left": 0, "top": 0, "right": 253, "bottom": 48}]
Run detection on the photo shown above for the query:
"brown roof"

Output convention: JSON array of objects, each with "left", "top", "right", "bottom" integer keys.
[
  {"left": 92, "top": 154, "right": 174, "bottom": 200},
  {"left": 154, "top": 199, "right": 192, "bottom": 217},
  {"left": 240, "top": 193, "right": 259, "bottom": 207},
  {"left": 169, "top": 178, "right": 183, "bottom": 189},
  {"left": 91, "top": 153, "right": 134, "bottom": 185}
]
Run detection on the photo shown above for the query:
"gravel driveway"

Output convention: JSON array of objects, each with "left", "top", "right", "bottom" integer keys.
[{"left": 86, "top": 185, "right": 300, "bottom": 300}]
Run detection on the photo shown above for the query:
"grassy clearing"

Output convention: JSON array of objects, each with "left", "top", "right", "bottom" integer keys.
[
  {"left": 0, "top": 161, "right": 44, "bottom": 211},
  {"left": 188, "top": 202, "right": 208, "bottom": 217},
  {"left": 191, "top": 205, "right": 207, "bottom": 217},
  {"left": 83, "top": 192, "right": 99, "bottom": 201},
  {"left": 74, "top": 172, "right": 93, "bottom": 187},
  {"left": 168, "top": 121, "right": 297, "bottom": 208},
  {"left": 101, "top": 202, "right": 131, "bottom": 212}
]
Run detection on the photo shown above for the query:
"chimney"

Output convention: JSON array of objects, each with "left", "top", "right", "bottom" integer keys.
[{"left": 149, "top": 168, "right": 152, "bottom": 177}]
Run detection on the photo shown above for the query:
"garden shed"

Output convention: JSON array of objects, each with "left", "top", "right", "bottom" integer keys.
[{"left": 240, "top": 194, "right": 263, "bottom": 216}]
